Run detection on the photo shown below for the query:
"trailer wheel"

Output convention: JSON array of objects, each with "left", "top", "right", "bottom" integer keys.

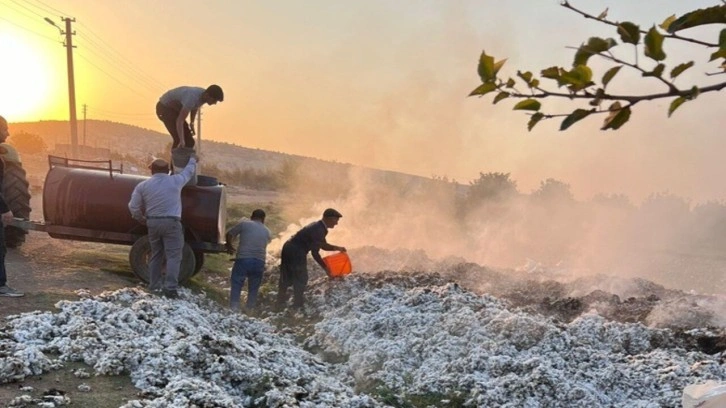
[
  {"left": 2, "top": 161, "right": 31, "bottom": 248},
  {"left": 192, "top": 251, "right": 204, "bottom": 276},
  {"left": 129, "top": 236, "right": 197, "bottom": 284}
]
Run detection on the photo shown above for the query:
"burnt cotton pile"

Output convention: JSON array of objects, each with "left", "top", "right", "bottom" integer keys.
[{"left": 1, "top": 259, "right": 726, "bottom": 407}]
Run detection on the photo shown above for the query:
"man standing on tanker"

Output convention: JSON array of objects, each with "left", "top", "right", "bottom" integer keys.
[
  {"left": 156, "top": 85, "right": 224, "bottom": 149},
  {"left": 277, "top": 208, "right": 346, "bottom": 311},
  {"left": 128, "top": 155, "right": 198, "bottom": 298}
]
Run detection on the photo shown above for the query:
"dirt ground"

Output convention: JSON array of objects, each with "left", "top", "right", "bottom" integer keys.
[
  {"left": 0, "top": 194, "right": 148, "bottom": 407},
  {"left": 0, "top": 170, "right": 288, "bottom": 407}
]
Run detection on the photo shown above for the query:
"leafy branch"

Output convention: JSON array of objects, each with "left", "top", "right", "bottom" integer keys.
[{"left": 469, "top": 3, "right": 726, "bottom": 131}]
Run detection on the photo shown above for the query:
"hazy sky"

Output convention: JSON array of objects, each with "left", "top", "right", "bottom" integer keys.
[{"left": 1, "top": 0, "right": 723, "bottom": 203}]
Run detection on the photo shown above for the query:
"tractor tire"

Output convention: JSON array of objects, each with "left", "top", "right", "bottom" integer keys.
[
  {"left": 192, "top": 251, "right": 205, "bottom": 276},
  {"left": 2, "top": 161, "right": 31, "bottom": 248},
  {"left": 129, "top": 235, "right": 197, "bottom": 284}
]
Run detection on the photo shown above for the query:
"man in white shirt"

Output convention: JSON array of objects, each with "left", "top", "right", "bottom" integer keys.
[
  {"left": 128, "top": 155, "right": 197, "bottom": 298},
  {"left": 156, "top": 85, "right": 224, "bottom": 149}
]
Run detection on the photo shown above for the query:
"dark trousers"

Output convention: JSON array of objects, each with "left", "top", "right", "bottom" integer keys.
[
  {"left": 277, "top": 241, "right": 308, "bottom": 309},
  {"left": 0, "top": 226, "right": 6, "bottom": 287},
  {"left": 156, "top": 101, "right": 195, "bottom": 149}
]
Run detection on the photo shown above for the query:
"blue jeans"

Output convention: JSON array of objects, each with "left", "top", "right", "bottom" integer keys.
[{"left": 230, "top": 258, "right": 265, "bottom": 310}]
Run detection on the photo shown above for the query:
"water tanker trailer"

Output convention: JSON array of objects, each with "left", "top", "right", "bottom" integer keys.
[{"left": 11, "top": 155, "right": 227, "bottom": 283}]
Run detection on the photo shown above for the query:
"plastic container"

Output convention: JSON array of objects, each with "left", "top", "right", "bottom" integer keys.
[
  {"left": 323, "top": 252, "right": 352, "bottom": 277},
  {"left": 171, "top": 147, "right": 197, "bottom": 186}
]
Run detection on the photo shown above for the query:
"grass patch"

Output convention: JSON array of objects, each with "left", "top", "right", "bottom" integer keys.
[
  {"left": 188, "top": 253, "right": 230, "bottom": 306},
  {"left": 361, "top": 380, "right": 468, "bottom": 408}
]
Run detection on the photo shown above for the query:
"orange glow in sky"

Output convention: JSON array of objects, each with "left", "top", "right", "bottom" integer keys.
[
  {"left": 0, "top": 28, "right": 55, "bottom": 119},
  {"left": 1, "top": 0, "right": 725, "bottom": 204}
]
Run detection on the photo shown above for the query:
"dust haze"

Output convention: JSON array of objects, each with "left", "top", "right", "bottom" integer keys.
[{"left": 273, "top": 160, "right": 726, "bottom": 298}]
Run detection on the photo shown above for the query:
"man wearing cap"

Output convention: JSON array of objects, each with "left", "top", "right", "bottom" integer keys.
[
  {"left": 128, "top": 154, "right": 198, "bottom": 298},
  {"left": 277, "top": 208, "right": 346, "bottom": 311},
  {"left": 156, "top": 85, "right": 224, "bottom": 149}
]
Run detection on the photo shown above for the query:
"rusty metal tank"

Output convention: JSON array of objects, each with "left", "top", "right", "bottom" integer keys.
[{"left": 42, "top": 165, "right": 226, "bottom": 246}]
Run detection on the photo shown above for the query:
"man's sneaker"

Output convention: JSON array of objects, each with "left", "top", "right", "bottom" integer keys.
[{"left": 0, "top": 285, "right": 24, "bottom": 297}]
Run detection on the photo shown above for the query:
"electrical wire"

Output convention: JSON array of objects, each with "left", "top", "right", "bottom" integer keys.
[{"left": 0, "top": 15, "right": 60, "bottom": 43}]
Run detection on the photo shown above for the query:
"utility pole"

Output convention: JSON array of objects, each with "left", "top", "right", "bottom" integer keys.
[
  {"left": 64, "top": 17, "right": 78, "bottom": 158},
  {"left": 196, "top": 109, "right": 202, "bottom": 153},
  {"left": 45, "top": 17, "right": 78, "bottom": 157},
  {"left": 82, "top": 104, "right": 87, "bottom": 146}
]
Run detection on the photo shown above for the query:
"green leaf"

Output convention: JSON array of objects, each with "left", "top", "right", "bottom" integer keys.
[
  {"left": 670, "top": 61, "right": 694, "bottom": 79},
  {"left": 574, "top": 37, "right": 617, "bottom": 66},
  {"left": 560, "top": 109, "right": 593, "bottom": 131},
  {"left": 513, "top": 99, "right": 541, "bottom": 111},
  {"left": 477, "top": 51, "right": 496, "bottom": 83},
  {"left": 642, "top": 63, "right": 665, "bottom": 78},
  {"left": 560, "top": 65, "right": 594, "bottom": 91},
  {"left": 660, "top": 15, "right": 676, "bottom": 31},
  {"left": 668, "top": 96, "right": 687, "bottom": 117},
  {"left": 602, "top": 103, "right": 631, "bottom": 130},
  {"left": 666, "top": 5, "right": 726, "bottom": 33},
  {"left": 468, "top": 82, "right": 497, "bottom": 97},
  {"left": 617, "top": 22, "right": 641, "bottom": 45},
  {"left": 709, "top": 48, "right": 726, "bottom": 62},
  {"left": 602, "top": 66, "right": 622, "bottom": 88},
  {"left": 711, "top": 29, "right": 726, "bottom": 62},
  {"left": 493, "top": 59, "right": 508, "bottom": 75},
  {"left": 505, "top": 78, "right": 516, "bottom": 88},
  {"left": 493, "top": 91, "right": 510, "bottom": 104},
  {"left": 517, "top": 71, "right": 533, "bottom": 85},
  {"left": 541, "top": 66, "right": 561, "bottom": 79},
  {"left": 527, "top": 112, "right": 545, "bottom": 132},
  {"left": 644, "top": 26, "right": 666, "bottom": 61},
  {"left": 589, "top": 88, "right": 605, "bottom": 107}
]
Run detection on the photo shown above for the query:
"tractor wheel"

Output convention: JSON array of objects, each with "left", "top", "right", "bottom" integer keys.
[
  {"left": 192, "top": 251, "right": 205, "bottom": 276},
  {"left": 129, "top": 236, "right": 196, "bottom": 284},
  {"left": 2, "top": 161, "right": 31, "bottom": 248}
]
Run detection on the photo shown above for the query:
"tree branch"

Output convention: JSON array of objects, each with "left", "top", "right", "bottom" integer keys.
[
  {"left": 561, "top": 0, "right": 718, "bottom": 48},
  {"left": 564, "top": 45, "right": 680, "bottom": 93},
  {"left": 504, "top": 80, "right": 726, "bottom": 103}
]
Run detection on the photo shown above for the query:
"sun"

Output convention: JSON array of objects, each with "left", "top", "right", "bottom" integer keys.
[{"left": 0, "top": 30, "right": 53, "bottom": 120}]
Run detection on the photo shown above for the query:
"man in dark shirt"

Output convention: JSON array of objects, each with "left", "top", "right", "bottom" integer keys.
[{"left": 277, "top": 208, "right": 346, "bottom": 311}]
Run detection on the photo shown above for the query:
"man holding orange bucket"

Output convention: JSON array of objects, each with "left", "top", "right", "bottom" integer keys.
[{"left": 276, "top": 208, "right": 346, "bottom": 312}]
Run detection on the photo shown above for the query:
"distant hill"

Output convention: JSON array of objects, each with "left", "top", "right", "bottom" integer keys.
[{"left": 10, "top": 120, "right": 462, "bottom": 194}]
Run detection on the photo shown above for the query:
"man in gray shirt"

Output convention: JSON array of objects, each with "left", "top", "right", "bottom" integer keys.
[
  {"left": 156, "top": 85, "right": 224, "bottom": 149},
  {"left": 225, "top": 209, "right": 272, "bottom": 311},
  {"left": 128, "top": 155, "right": 197, "bottom": 298}
]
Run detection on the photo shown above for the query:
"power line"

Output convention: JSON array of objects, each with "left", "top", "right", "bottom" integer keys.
[
  {"left": 77, "top": 21, "right": 167, "bottom": 90},
  {"left": 9, "top": 0, "right": 46, "bottom": 19},
  {"left": 86, "top": 106, "right": 157, "bottom": 119},
  {"left": 22, "top": 0, "right": 68, "bottom": 18},
  {"left": 75, "top": 31, "right": 162, "bottom": 93},
  {"left": 74, "top": 52, "right": 152, "bottom": 99},
  {"left": 0, "top": 15, "right": 60, "bottom": 43}
]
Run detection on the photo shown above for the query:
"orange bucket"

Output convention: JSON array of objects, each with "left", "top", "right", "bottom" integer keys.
[{"left": 323, "top": 252, "right": 352, "bottom": 277}]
